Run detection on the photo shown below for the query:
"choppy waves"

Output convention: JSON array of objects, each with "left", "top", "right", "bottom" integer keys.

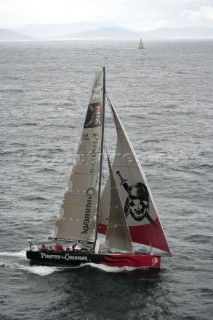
[{"left": 0, "top": 40, "right": 212, "bottom": 320}]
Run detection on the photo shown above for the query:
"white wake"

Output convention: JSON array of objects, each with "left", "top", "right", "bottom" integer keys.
[{"left": 0, "top": 250, "right": 62, "bottom": 276}]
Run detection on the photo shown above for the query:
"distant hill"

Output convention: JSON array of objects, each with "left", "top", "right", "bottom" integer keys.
[
  {"left": 0, "top": 28, "right": 34, "bottom": 41},
  {"left": 2, "top": 24, "right": 213, "bottom": 41},
  {"left": 144, "top": 26, "right": 213, "bottom": 39},
  {"left": 14, "top": 22, "right": 118, "bottom": 39},
  {"left": 61, "top": 27, "right": 141, "bottom": 39},
  {"left": 59, "top": 26, "right": 213, "bottom": 40}
]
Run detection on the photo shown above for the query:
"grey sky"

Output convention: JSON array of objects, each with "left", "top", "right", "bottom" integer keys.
[{"left": 0, "top": 0, "right": 213, "bottom": 30}]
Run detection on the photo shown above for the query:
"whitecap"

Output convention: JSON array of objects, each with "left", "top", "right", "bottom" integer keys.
[
  {"left": 0, "top": 260, "right": 61, "bottom": 276},
  {"left": 21, "top": 265, "right": 60, "bottom": 276}
]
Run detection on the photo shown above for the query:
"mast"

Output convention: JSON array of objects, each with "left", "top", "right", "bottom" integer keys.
[{"left": 93, "top": 67, "right": 105, "bottom": 250}]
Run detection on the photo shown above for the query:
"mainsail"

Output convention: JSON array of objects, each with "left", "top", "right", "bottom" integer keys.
[
  {"left": 99, "top": 98, "right": 170, "bottom": 253},
  {"left": 53, "top": 70, "right": 104, "bottom": 243}
]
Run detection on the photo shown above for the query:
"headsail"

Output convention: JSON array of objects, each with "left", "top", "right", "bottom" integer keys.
[
  {"left": 53, "top": 70, "right": 104, "bottom": 243},
  {"left": 105, "top": 157, "right": 133, "bottom": 252},
  {"left": 138, "top": 38, "right": 145, "bottom": 49},
  {"left": 99, "top": 98, "right": 170, "bottom": 253}
]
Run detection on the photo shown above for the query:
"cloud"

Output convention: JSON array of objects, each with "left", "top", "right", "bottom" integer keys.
[
  {"left": 0, "top": 0, "right": 213, "bottom": 29},
  {"left": 183, "top": 6, "right": 213, "bottom": 21},
  {"left": 200, "top": 6, "right": 213, "bottom": 19}
]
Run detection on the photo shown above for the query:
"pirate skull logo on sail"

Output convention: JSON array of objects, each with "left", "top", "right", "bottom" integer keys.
[{"left": 116, "top": 171, "right": 156, "bottom": 225}]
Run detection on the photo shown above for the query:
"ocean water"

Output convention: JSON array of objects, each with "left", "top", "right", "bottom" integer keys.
[{"left": 0, "top": 40, "right": 212, "bottom": 320}]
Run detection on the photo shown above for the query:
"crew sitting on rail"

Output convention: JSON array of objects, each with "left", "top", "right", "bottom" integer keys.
[
  {"left": 54, "top": 243, "right": 64, "bottom": 251},
  {"left": 72, "top": 243, "right": 81, "bottom": 250}
]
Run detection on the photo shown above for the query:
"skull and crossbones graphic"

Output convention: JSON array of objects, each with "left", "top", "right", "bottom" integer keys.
[{"left": 116, "top": 171, "right": 156, "bottom": 225}]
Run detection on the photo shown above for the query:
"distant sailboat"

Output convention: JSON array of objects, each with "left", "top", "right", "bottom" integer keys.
[
  {"left": 26, "top": 68, "right": 170, "bottom": 269},
  {"left": 138, "top": 38, "right": 145, "bottom": 49}
]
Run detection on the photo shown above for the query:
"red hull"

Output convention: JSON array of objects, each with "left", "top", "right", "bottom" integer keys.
[
  {"left": 101, "top": 253, "right": 161, "bottom": 268},
  {"left": 26, "top": 250, "right": 161, "bottom": 269}
]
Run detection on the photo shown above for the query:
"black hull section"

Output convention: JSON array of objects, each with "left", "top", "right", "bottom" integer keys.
[{"left": 26, "top": 250, "right": 161, "bottom": 269}]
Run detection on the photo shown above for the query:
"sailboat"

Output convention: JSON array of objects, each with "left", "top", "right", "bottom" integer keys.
[
  {"left": 138, "top": 38, "right": 145, "bottom": 49},
  {"left": 26, "top": 68, "right": 170, "bottom": 269}
]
